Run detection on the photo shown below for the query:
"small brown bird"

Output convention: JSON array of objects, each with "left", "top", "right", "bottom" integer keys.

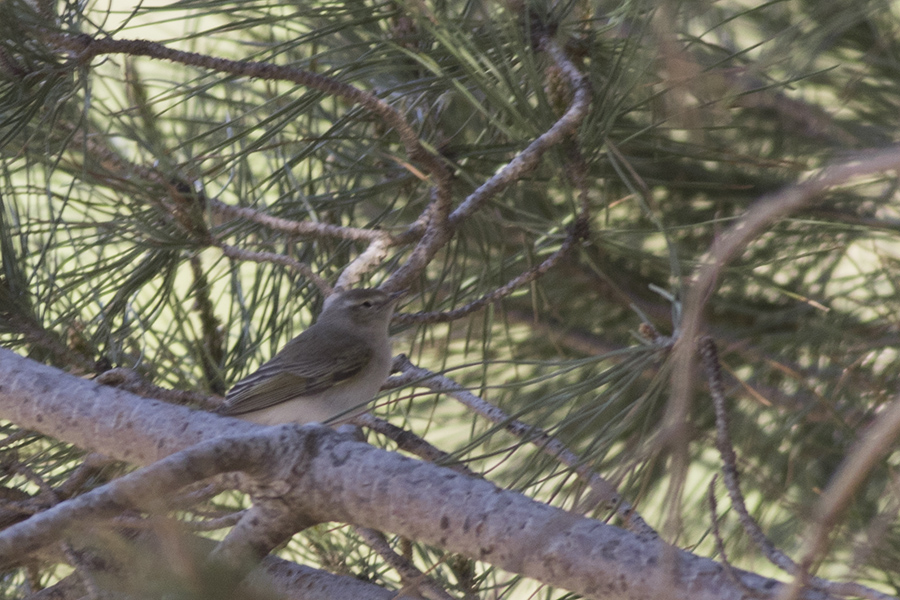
[{"left": 218, "top": 288, "right": 400, "bottom": 425}]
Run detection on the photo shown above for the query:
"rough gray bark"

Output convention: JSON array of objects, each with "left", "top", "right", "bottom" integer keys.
[{"left": 0, "top": 348, "right": 834, "bottom": 600}]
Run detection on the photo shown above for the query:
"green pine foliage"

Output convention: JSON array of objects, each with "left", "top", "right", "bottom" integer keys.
[{"left": 1, "top": 0, "right": 899, "bottom": 596}]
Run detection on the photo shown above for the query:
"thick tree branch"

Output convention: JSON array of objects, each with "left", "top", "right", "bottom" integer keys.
[
  {"left": 33, "top": 526, "right": 415, "bottom": 600},
  {"left": 0, "top": 348, "right": 842, "bottom": 600},
  {"left": 0, "top": 433, "right": 262, "bottom": 566}
]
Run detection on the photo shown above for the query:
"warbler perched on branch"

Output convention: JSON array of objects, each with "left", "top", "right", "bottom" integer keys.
[{"left": 218, "top": 288, "right": 401, "bottom": 425}]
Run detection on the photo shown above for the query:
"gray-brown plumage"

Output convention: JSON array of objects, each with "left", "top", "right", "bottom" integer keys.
[{"left": 218, "top": 288, "right": 399, "bottom": 425}]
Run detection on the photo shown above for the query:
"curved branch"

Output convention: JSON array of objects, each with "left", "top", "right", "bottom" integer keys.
[
  {"left": 668, "top": 146, "right": 900, "bottom": 498},
  {"left": 447, "top": 39, "right": 591, "bottom": 225},
  {"left": 785, "top": 397, "right": 900, "bottom": 600},
  {"left": 52, "top": 33, "right": 449, "bottom": 197},
  {"left": 388, "top": 37, "right": 593, "bottom": 310},
  {"left": 0, "top": 433, "right": 265, "bottom": 567}
]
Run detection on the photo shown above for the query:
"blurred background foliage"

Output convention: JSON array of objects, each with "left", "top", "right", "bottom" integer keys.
[{"left": 1, "top": 0, "right": 900, "bottom": 596}]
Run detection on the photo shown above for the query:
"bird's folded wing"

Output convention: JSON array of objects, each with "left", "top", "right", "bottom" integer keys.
[{"left": 219, "top": 344, "right": 373, "bottom": 415}]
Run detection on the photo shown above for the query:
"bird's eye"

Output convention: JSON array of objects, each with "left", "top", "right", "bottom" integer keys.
[{"left": 361, "top": 300, "right": 373, "bottom": 308}]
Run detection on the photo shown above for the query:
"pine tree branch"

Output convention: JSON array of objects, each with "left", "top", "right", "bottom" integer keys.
[
  {"left": 209, "top": 198, "right": 386, "bottom": 244},
  {"left": 0, "top": 347, "right": 845, "bottom": 600},
  {"left": 446, "top": 39, "right": 590, "bottom": 226}
]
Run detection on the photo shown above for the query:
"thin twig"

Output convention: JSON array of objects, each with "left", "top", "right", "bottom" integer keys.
[
  {"left": 385, "top": 36, "right": 591, "bottom": 293},
  {"left": 45, "top": 30, "right": 454, "bottom": 291},
  {"left": 700, "top": 337, "right": 897, "bottom": 600},
  {"left": 215, "top": 242, "right": 331, "bottom": 294},
  {"left": 190, "top": 254, "right": 227, "bottom": 395},
  {"left": 352, "top": 413, "right": 477, "bottom": 478},
  {"left": 209, "top": 198, "right": 385, "bottom": 243},
  {"left": 393, "top": 356, "right": 656, "bottom": 537},
  {"left": 708, "top": 476, "right": 761, "bottom": 598},
  {"left": 355, "top": 526, "right": 457, "bottom": 600},
  {"left": 700, "top": 337, "right": 794, "bottom": 571},
  {"left": 394, "top": 217, "right": 588, "bottom": 324},
  {"left": 52, "top": 33, "right": 449, "bottom": 199}
]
